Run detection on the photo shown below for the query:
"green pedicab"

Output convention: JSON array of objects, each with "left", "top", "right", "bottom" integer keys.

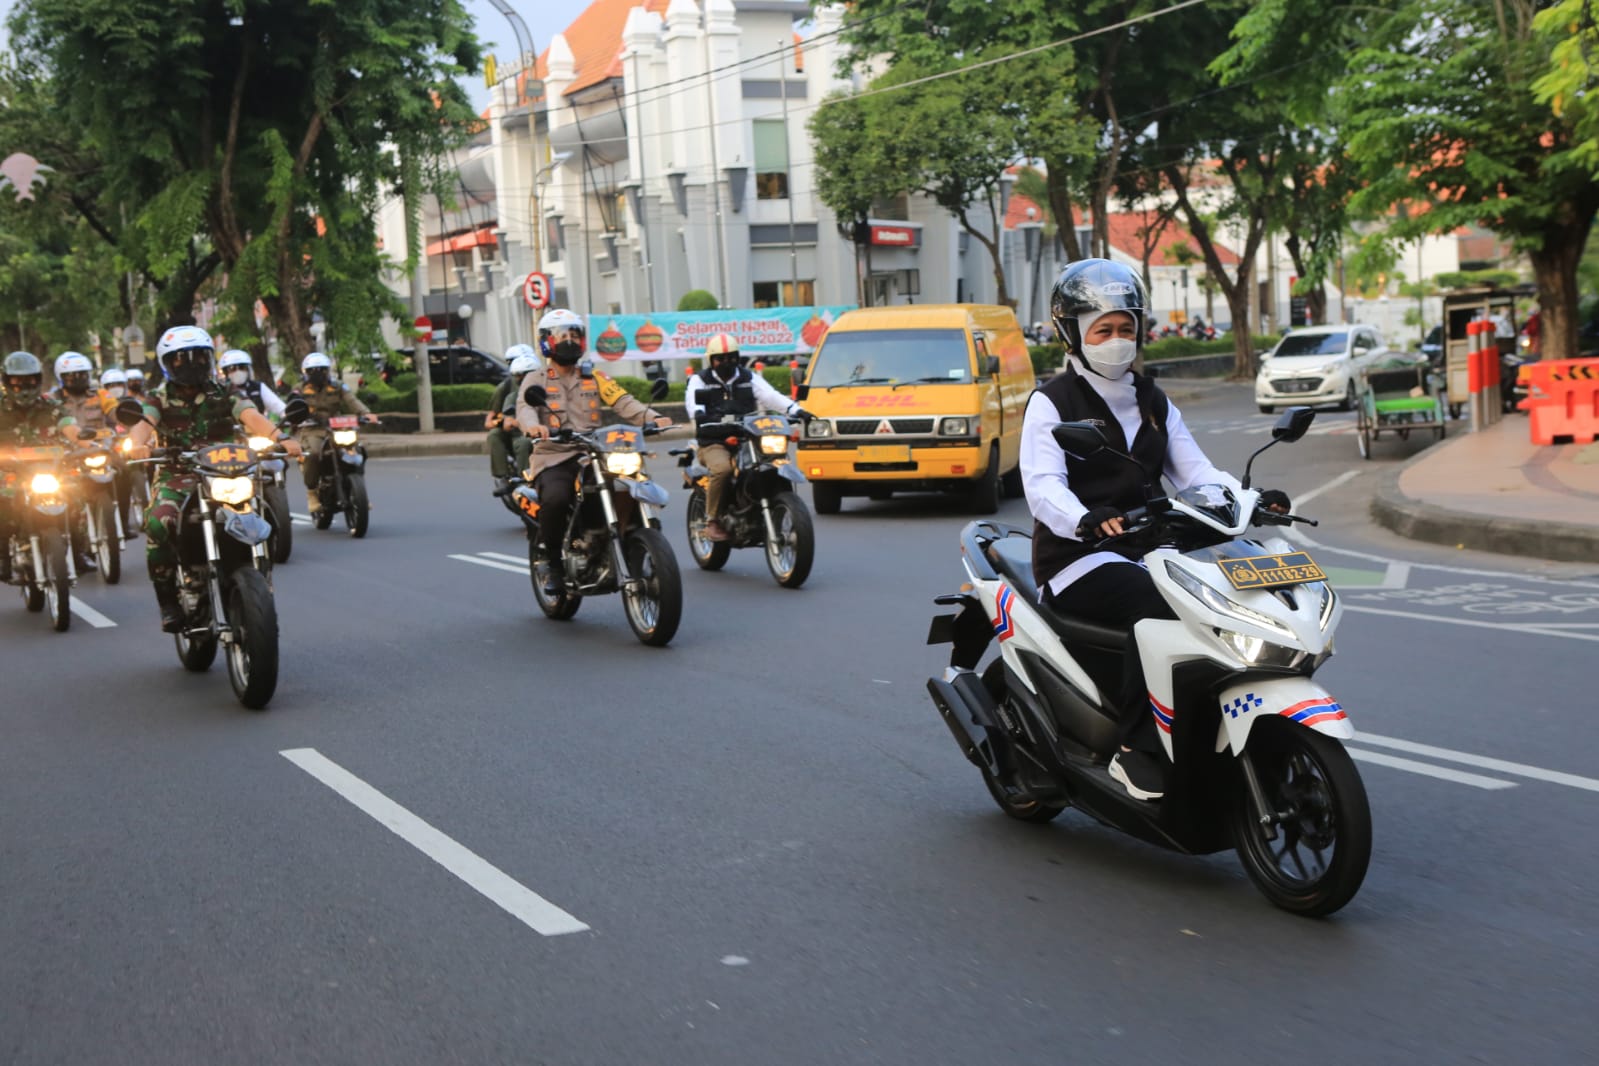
[{"left": 1355, "top": 358, "right": 1446, "bottom": 460}]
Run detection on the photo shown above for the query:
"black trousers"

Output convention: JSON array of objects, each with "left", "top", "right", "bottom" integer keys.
[
  {"left": 1045, "top": 561, "right": 1177, "bottom": 754},
  {"left": 533, "top": 458, "right": 582, "bottom": 558}
]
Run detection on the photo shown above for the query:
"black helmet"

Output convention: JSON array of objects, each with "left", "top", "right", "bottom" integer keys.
[
  {"left": 1049, "top": 259, "right": 1148, "bottom": 357},
  {"left": 3, "top": 351, "right": 44, "bottom": 406}
]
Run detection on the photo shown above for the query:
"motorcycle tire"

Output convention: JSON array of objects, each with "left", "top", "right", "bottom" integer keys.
[
  {"left": 312, "top": 488, "right": 335, "bottom": 530},
  {"left": 764, "top": 491, "right": 815, "bottom": 590},
  {"left": 95, "top": 498, "right": 121, "bottom": 584},
  {"left": 1230, "top": 716, "right": 1371, "bottom": 917},
  {"left": 42, "top": 532, "right": 71, "bottom": 632},
  {"left": 622, "top": 527, "right": 682, "bottom": 647},
  {"left": 977, "top": 662, "right": 1066, "bottom": 823},
  {"left": 224, "top": 567, "right": 279, "bottom": 710},
  {"left": 527, "top": 533, "right": 581, "bottom": 620},
  {"left": 685, "top": 489, "right": 731, "bottom": 571},
  {"left": 264, "top": 483, "right": 293, "bottom": 563},
  {"left": 175, "top": 628, "right": 219, "bottom": 672},
  {"left": 23, "top": 582, "right": 45, "bottom": 612},
  {"left": 343, "top": 474, "right": 369, "bottom": 538}
]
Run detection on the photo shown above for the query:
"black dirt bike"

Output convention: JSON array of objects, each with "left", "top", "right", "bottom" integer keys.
[
  {"left": 1, "top": 442, "right": 75, "bottom": 631},
  {"left": 294, "top": 411, "right": 374, "bottom": 538},
  {"left": 245, "top": 431, "right": 294, "bottom": 564},
  {"left": 69, "top": 428, "right": 122, "bottom": 583},
  {"left": 117, "top": 400, "right": 283, "bottom": 709},
  {"left": 676, "top": 411, "right": 816, "bottom": 588},
  {"left": 507, "top": 387, "right": 682, "bottom": 647}
]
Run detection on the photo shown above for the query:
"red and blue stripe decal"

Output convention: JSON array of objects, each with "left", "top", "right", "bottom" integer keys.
[
  {"left": 992, "top": 584, "right": 1017, "bottom": 642},
  {"left": 1149, "top": 693, "right": 1175, "bottom": 734},
  {"left": 1279, "top": 697, "right": 1346, "bottom": 728}
]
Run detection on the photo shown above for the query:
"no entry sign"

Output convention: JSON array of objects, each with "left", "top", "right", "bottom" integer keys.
[{"left": 523, "top": 272, "right": 552, "bottom": 310}]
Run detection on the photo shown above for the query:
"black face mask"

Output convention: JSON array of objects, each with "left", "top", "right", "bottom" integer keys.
[
  {"left": 710, "top": 357, "right": 740, "bottom": 380},
  {"left": 550, "top": 340, "right": 584, "bottom": 366},
  {"left": 306, "top": 369, "right": 330, "bottom": 388},
  {"left": 64, "top": 374, "right": 91, "bottom": 396}
]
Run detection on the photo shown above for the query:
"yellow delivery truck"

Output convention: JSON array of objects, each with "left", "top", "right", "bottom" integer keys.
[{"left": 795, "top": 305, "right": 1032, "bottom": 514}]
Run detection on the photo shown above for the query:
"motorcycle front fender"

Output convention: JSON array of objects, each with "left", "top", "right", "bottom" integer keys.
[
  {"left": 774, "top": 462, "right": 807, "bottom": 485},
  {"left": 339, "top": 450, "right": 365, "bottom": 468},
  {"left": 617, "top": 478, "right": 670, "bottom": 507},
  {"left": 221, "top": 507, "right": 273, "bottom": 547},
  {"left": 1215, "top": 677, "right": 1353, "bottom": 754}
]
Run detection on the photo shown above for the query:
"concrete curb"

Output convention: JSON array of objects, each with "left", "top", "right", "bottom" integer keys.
[{"left": 1369, "top": 456, "right": 1599, "bottom": 564}]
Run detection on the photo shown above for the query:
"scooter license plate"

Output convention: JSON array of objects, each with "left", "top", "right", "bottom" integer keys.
[
  {"left": 1216, "top": 551, "right": 1326, "bottom": 590},
  {"left": 859, "top": 445, "right": 911, "bottom": 463}
]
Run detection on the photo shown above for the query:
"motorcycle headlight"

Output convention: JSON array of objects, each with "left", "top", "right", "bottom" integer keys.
[
  {"left": 1163, "top": 560, "right": 1297, "bottom": 641},
  {"left": 604, "top": 452, "right": 643, "bottom": 477},
  {"left": 939, "top": 417, "right": 971, "bottom": 436},
  {"left": 1214, "top": 628, "right": 1308, "bottom": 668},
  {"left": 1317, "top": 582, "right": 1337, "bottom": 630},
  {"left": 207, "top": 476, "right": 255, "bottom": 504},
  {"left": 84, "top": 454, "right": 109, "bottom": 469},
  {"left": 30, "top": 472, "right": 61, "bottom": 495},
  {"left": 759, "top": 434, "right": 789, "bottom": 455},
  {"left": 333, "top": 429, "right": 359, "bottom": 446},
  {"left": 804, "top": 419, "right": 832, "bottom": 438},
  {"left": 248, "top": 435, "right": 276, "bottom": 453}
]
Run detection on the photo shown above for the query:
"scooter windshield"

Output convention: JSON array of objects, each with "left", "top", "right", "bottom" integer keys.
[{"left": 1173, "top": 484, "right": 1240, "bottom": 526}]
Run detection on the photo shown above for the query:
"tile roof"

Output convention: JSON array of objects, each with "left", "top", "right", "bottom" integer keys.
[
  {"left": 1004, "top": 190, "right": 1239, "bottom": 266},
  {"left": 542, "top": 0, "right": 671, "bottom": 97}
]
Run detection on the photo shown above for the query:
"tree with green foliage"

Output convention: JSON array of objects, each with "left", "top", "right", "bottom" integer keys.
[
  {"left": 9, "top": 0, "right": 481, "bottom": 368},
  {"left": 1224, "top": 0, "right": 1599, "bottom": 362},
  {"left": 677, "top": 289, "right": 720, "bottom": 312}
]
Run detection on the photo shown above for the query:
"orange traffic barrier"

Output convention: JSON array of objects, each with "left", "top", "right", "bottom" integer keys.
[
  {"left": 789, "top": 358, "right": 800, "bottom": 400},
  {"left": 1522, "top": 357, "right": 1599, "bottom": 445}
]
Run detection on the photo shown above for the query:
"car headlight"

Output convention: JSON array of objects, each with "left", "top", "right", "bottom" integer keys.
[
  {"left": 804, "top": 419, "right": 832, "bottom": 438},
  {"left": 248, "top": 435, "right": 276, "bottom": 453},
  {"left": 1164, "top": 560, "right": 1297, "bottom": 640},
  {"left": 938, "top": 417, "right": 971, "bottom": 436},
  {"left": 207, "top": 476, "right": 255, "bottom": 504},
  {"left": 604, "top": 452, "right": 643, "bottom": 477},
  {"left": 30, "top": 473, "right": 61, "bottom": 495},
  {"left": 759, "top": 434, "right": 789, "bottom": 456},
  {"left": 332, "top": 429, "right": 359, "bottom": 446},
  {"left": 84, "top": 454, "right": 109, "bottom": 469},
  {"left": 1320, "top": 362, "right": 1345, "bottom": 376}
]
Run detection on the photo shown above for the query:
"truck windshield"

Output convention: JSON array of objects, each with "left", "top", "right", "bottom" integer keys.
[{"left": 807, "top": 328, "right": 972, "bottom": 387}]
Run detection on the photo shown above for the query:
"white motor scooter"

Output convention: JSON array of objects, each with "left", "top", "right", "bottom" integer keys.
[{"left": 927, "top": 406, "right": 1371, "bottom": 916}]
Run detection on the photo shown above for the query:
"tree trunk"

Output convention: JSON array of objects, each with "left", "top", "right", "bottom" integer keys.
[
  {"left": 1528, "top": 223, "right": 1590, "bottom": 363},
  {"left": 1225, "top": 263, "right": 1255, "bottom": 377},
  {"left": 1164, "top": 163, "right": 1264, "bottom": 379},
  {"left": 262, "top": 293, "right": 314, "bottom": 368},
  {"left": 957, "top": 205, "right": 1011, "bottom": 308},
  {"left": 1043, "top": 163, "right": 1083, "bottom": 262}
]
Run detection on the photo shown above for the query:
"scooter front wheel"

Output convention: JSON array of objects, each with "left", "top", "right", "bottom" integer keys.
[{"left": 1231, "top": 717, "right": 1371, "bottom": 917}]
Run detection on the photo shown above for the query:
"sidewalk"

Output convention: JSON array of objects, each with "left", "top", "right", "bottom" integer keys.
[{"left": 1371, "top": 415, "right": 1599, "bottom": 563}]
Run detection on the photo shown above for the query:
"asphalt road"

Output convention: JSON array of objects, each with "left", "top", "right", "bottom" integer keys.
[{"left": 4, "top": 384, "right": 1597, "bottom": 1065}]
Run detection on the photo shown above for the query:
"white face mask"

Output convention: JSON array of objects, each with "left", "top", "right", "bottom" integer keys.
[
  {"left": 1081, "top": 338, "right": 1138, "bottom": 378},
  {"left": 107, "top": 386, "right": 126, "bottom": 399},
  {"left": 227, "top": 369, "right": 249, "bottom": 386}
]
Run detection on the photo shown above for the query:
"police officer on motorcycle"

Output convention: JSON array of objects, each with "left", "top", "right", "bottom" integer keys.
[
  {"left": 1020, "top": 259, "right": 1291, "bottom": 801},
  {"left": 515, "top": 308, "right": 672, "bottom": 598},
  {"left": 53, "top": 351, "right": 116, "bottom": 572},
  {"left": 0, "top": 352, "right": 80, "bottom": 582},
  {"left": 292, "top": 351, "right": 377, "bottom": 518},
  {"left": 219, "top": 349, "right": 288, "bottom": 419},
  {"left": 486, "top": 344, "right": 542, "bottom": 494},
  {"left": 684, "top": 333, "right": 808, "bottom": 542}
]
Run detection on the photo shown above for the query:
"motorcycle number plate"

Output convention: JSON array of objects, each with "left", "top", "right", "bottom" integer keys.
[
  {"left": 329, "top": 415, "right": 360, "bottom": 429},
  {"left": 1216, "top": 551, "right": 1326, "bottom": 590},
  {"left": 196, "top": 443, "right": 254, "bottom": 475},
  {"left": 859, "top": 445, "right": 911, "bottom": 463}
]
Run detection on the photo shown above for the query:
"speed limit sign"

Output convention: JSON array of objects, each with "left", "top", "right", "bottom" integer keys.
[{"left": 523, "top": 271, "right": 552, "bottom": 310}]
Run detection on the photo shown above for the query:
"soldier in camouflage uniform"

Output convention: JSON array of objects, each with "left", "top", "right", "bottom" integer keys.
[
  {"left": 291, "top": 351, "right": 377, "bottom": 515},
  {"left": 124, "top": 327, "right": 299, "bottom": 631},
  {"left": 1, "top": 352, "right": 80, "bottom": 582}
]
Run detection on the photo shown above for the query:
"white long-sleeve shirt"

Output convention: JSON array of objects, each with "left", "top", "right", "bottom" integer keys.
[
  {"left": 253, "top": 382, "right": 287, "bottom": 418},
  {"left": 685, "top": 368, "right": 797, "bottom": 421},
  {"left": 1020, "top": 367, "right": 1240, "bottom": 599}
]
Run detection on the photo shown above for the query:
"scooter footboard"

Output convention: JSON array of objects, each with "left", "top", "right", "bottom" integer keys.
[{"left": 1216, "top": 677, "right": 1353, "bottom": 754}]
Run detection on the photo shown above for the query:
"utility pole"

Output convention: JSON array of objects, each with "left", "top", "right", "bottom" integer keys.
[
  {"left": 702, "top": 19, "right": 728, "bottom": 307},
  {"left": 405, "top": 165, "right": 436, "bottom": 433},
  {"left": 779, "top": 35, "right": 799, "bottom": 306}
]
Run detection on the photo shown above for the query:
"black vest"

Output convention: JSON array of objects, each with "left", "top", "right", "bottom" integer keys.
[
  {"left": 1032, "top": 367, "right": 1170, "bottom": 591},
  {"left": 696, "top": 368, "right": 756, "bottom": 424},
  {"left": 237, "top": 379, "right": 266, "bottom": 411}
]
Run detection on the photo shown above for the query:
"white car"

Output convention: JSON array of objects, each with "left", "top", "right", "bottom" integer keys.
[{"left": 1255, "top": 325, "right": 1397, "bottom": 413}]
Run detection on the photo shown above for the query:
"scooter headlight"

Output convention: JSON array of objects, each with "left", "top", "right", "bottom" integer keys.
[
  {"left": 604, "top": 452, "right": 643, "bottom": 477},
  {"left": 1213, "top": 628, "right": 1309, "bottom": 668},
  {"left": 1317, "top": 582, "right": 1337, "bottom": 630},
  {"left": 29, "top": 472, "right": 61, "bottom": 495},
  {"left": 332, "top": 429, "right": 359, "bottom": 446},
  {"left": 759, "top": 434, "right": 789, "bottom": 456},
  {"left": 83, "top": 454, "right": 109, "bottom": 469},
  {"left": 207, "top": 476, "right": 255, "bottom": 504},
  {"left": 248, "top": 435, "right": 276, "bottom": 453},
  {"left": 1163, "top": 560, "right": 1297, "bottom": 640}
]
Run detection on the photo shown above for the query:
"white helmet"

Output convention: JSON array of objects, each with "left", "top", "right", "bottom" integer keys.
[
  {"left": 536, "top": 308, "right": 587, "bottom": 366},
  {"left": 218, "top": 349, "right": 253, "bottom": 370},
  {"left": 56, "top": 351, "right": 93, "bottom": 376},
  {"left": 126, "top": 367, "right": 145, "bottom": 381},
  {"left": 100, "top": 368, "right": 128, "bottom": 387},
  {"left": 155, "top": 325, "right": 216, "bottom": 387},
  {"left": 301, "top": 351, "right": 333, "bottom": 372},
  {"left": 506, "top": 343, "right": 543, "bottom": 377}
]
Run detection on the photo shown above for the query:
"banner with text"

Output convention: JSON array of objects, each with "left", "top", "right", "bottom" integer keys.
[{"left": 586, "top": 306, "right": 856, "bottom": 362}]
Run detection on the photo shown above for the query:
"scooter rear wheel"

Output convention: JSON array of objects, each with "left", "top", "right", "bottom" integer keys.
[
  {"left": 979, "top": 663, "right": 1067, "bottom": 823},
  {"left": 1231, "top": 717, "right": 1371, "bottom": 917}
]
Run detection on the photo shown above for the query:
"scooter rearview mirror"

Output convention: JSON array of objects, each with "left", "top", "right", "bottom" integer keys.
[
  {"left": 113, "top": 397, "right": 148, "bottom": 428},
  {"left": 649, "top": 377, "right": 670, "bottom": 402},
  {"left": 1051, "top": 421, "right": 1109, "bottom": 461},
  {"left": 283, "top": 396, "right": 311, "bottom": 424},
  {"left": 1272, "top": 405, "right": 1315, "bottom": 443},
  {"left": 522, "top": 385, "right": 548, "bottom": 408}
]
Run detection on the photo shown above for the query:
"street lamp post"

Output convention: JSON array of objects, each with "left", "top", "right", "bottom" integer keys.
[{"left": 458, "top": 302, "right": 473, "bottom": 349}]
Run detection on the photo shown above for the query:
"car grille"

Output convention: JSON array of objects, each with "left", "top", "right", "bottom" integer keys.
[
  {"left": 1273, "top": 378, "right": 1324, "bottom": 394},
  {"left": 835, "top": 417, "right": 936, "bottom": 435}
]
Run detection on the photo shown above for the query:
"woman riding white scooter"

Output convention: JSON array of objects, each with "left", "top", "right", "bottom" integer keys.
[{"left": 1020, "top": 259, "right": 1292, "bottom": 801}]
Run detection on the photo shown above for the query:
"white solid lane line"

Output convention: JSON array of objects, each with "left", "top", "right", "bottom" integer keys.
[
  {"left": 1345, "top": 748, "right": 1516, "bottom": 790},
  {"left": 1342, "top": 603, "right": 1599, "bottom": 644},
  {"left": 68, "top": 600, "right": 117, "bottom": 628},
  {"left": 1292, "top": 469, "right": 1361, "bottom": 509},
  {"left": 280, "top": 748, "right": 589, "bottom": 937},
  {"left": 447, "top": 553, "right": 529, "bottom": 575},
  {"left": 1354, "top": 732, "right": 1599, "bottom": 794}
]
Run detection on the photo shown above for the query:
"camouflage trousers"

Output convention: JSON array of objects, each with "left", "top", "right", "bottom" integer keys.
[{"left": 144, "top": 474, "right": 198, "bottom": 581}]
